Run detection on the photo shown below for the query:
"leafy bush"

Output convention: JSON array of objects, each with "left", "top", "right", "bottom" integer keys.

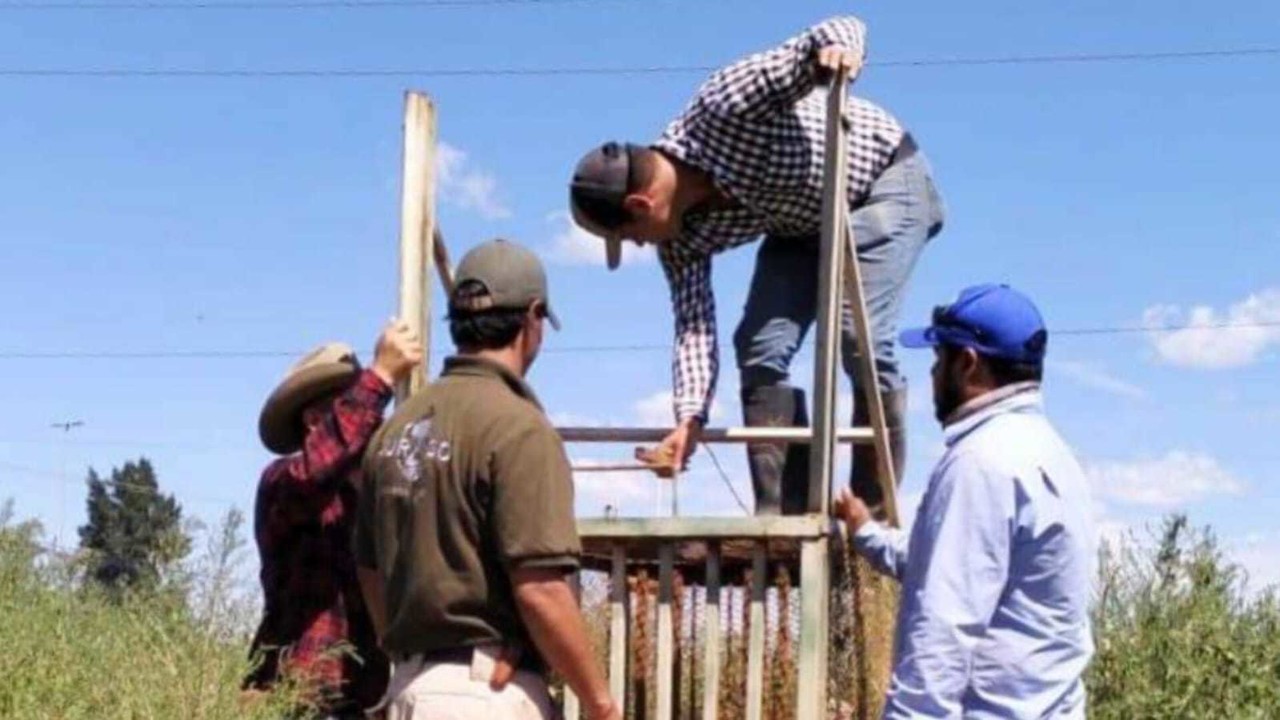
[
  {"left": 1087, "top": 514, "right": 1280, "bottom": 719},
  {"left": 0, "top": 502, "right": 305, "bottom": 720}
]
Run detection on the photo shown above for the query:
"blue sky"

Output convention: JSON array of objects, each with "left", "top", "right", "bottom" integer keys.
[{"left": 1, "top": 0, "right": 1277, "bottom": 592}]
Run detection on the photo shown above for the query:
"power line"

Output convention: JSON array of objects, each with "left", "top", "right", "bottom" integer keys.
[
  {"left": 0, "top": 47, "right": 1276, "bottom": 78},
  {"left": 0, "top": 459, "right": 242, "bottom": 507},
  {"left": 702, "top": 446, "right": 749, "bottom": 515},
  {"left": 0, "top": 320, "right": 1277, "bottom": 360},
  {"left": 1, "top": 0, "right": 629, "bottom": 7}
]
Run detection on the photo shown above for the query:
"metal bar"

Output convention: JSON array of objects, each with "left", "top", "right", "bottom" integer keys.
[
  {"left": 795, "top": 538, "right": 831, "bottom": 720},
  {"left": 702, "top": 544, "right": 721, "bottom": 720},
  {"left": 610, "top": 545, "right": 628, "bottom": 706},
  {"left": 396, "top": 91, "right": 436, "bottom": 403},
  {"left": 578, "top": 516, "right": 828, "bottom": 540},
  {"left": 656, "top": 544, "right": 675, "bottom": 720},
  {"left": 807, "top": 67, "right": 850, "bottom": 513},
  {"left": 558, "top": 426, "right": 873, "bottom": 444},
  {"left": 745, "top": 546, "right": 767, "bottom": 720},
  {"left": 573, "top": 462, "right": 661, "bottom": 474}
]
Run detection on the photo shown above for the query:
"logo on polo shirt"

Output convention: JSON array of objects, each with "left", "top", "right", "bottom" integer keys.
[{"left": 380, "top": 413, "right": 452, "bottom": 483}]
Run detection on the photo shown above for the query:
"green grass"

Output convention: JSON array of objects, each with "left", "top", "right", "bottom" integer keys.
[
  {"left": 3, "top": 505, "right": 1279, "bottom": 719},
  {"left": 0, "top": 507, "right": 308, "bottom": 720}
]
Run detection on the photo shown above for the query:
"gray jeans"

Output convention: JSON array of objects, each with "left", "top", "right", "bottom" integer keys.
[{"left": 733, "top": 149, "right": 945, "bottom": 395}]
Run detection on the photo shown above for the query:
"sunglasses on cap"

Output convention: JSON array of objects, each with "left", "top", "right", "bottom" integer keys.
[{"left": 931, "top": 303, "right": 988, "bottom": 344}]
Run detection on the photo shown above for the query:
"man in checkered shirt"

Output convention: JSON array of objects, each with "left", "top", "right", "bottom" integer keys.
[{"left": 568, "top": 15, "right": 945, "bottom": 517}]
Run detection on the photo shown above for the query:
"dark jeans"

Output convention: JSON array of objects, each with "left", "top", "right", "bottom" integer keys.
[{"left": 733, "top": 150, "right": 945, "bottom": 395}]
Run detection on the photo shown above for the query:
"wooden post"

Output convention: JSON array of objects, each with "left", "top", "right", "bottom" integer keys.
[
  {"left": 396, "top": 91, "right": 437, "bottom": 403},
  {"left": 657, "top": 545, "right": 676, "bottom": 720},
  {"left": 611, "top": 545, "right": 629, "bottom": 706},
  {"left": 808, "top": 67, "right": 851, "bottom": 515},
  {"left": 745, "top": 546, "right": 767, "bottom": 720},
  {"left": 796, "top": 536, "right": 831, "bottom": 720},
  {"left": 702, "top": 545, "right": 721, "bottom": 720}
]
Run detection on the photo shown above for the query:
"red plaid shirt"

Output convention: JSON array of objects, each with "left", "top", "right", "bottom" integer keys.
[{"left": 245, "top": 369, "right": 392, "bottom": 714}]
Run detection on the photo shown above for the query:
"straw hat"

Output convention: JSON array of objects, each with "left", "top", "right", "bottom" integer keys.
[{"left": 258, "top": 342, "right": 361, "bottom": 454}]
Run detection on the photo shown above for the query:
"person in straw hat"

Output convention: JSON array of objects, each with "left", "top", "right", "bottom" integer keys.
[{"left": 244, "top": 320, "right": 421, "bottom": 719}]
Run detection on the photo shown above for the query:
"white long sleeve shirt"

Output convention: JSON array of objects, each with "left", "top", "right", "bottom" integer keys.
[{"left": 855, "top": 385, "right": 1096, "bottom": 718}]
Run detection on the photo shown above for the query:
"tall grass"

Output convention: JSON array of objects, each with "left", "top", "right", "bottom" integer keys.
[
  {"left": 3, "top": 503, "right": 1279, "bottom": 719},
  {"left": 0, "top": 504, "right": 306, "bottom": 720}
]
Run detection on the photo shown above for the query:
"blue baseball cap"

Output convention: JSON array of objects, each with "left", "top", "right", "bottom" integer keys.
[{"left": 900, "top": 283, "right": 1048, "bottom": 364}]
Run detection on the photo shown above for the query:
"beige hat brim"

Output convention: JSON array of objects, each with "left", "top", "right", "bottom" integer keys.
[{"left": 258, "top": 363, "right": 360, "bottom": 454}]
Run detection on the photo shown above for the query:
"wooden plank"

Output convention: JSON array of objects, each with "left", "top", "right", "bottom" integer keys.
[
  {"left": 839, "top": 226, "right": 900, "bottom": 526},
  {"left": 610, "top": 545, "right": 628, "bottom": 706},
  {"left": 564, "top": 570, "right": 583, "bottom": 720},
  {"left": 578, "top": 516, "right": 826, "bottom": 541},
  {"left": 702, "top": 544, "right": 721, "bottom": 720},
  {"left": 395, "top": 91, "right": 436, "bottom": 403},
  {"left": 745, "top": 546, "right": 767, "bottom": 720},
  {"left": 795, "top": 538, "right": 830, "bottom": 720},
  {"left": 558, "top": 426, "right": 873, "bottom": 445},
  {"left": 656, "top": 544, "right": 675, "bottom": 720},
  {"left": 807, "top": 66, "right": 850, "bottom": 512},
  {"left": 432, "top": 227, "right": 454, "bottom": 297}
]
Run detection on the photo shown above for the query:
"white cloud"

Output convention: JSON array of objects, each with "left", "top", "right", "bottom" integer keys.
[
  {"left": 1143, "top": 288, "right": 1280, "bottom": 369},
  {"left": 548, "top": 410, "right": 604, "bottom": 428},
  {"left": 634, "top": 390, "right": 729, "bottom": 427},
  {"left": 1052, "top": 360, "right": 1147, "bottom": 400},
  {"left": 1229, "top": 532, "right": 1280, "bottom": 596},
  {"left": 436, "top": 142, "right": 510, "bottom": 220},
  {"left": 544, "top": 211, "right": 655, "bottom": 267},
  {"left": 1087, "top": 451, "right": 1245, "bottom": 508},
  {"left": 571, "top": 456, "right": 655, "bottom": 516}
]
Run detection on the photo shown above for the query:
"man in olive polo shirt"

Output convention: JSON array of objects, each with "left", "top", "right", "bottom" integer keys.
[{"left": 355, "top": 238, "right": 619, "bottom": 720}]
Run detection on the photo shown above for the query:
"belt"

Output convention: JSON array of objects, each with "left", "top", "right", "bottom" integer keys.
[
  {"left": 407, "top": 645, "right": 541, "bottom": 674},
  {"left": 890, "top": 132, "right": 918, "bottom": 164}
]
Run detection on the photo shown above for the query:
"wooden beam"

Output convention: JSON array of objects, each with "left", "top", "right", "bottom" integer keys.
[
  {"left": 808, "top": 66, "right": 850, "bottom": 513},
  {"left": 656, "top": 544, "right": 675, "bottom": 720},
  {"left": 396, "top": 91, "right": 437, "bottom": 403},
  {"left": 610, "top": 545, "right": 628, "bottom": 706},
  {"left": 795, "top": 538, "right": 830, "bottom": 720},
  {"left": 432, "top": 227, "right": 454, "bottom": 298},
  {"left": 578, "top": 516, "right": 829, "bottom": 541},
  {"left": 745, "top": 546, "right": 767, "bottom": 720},
  {"left": 558, "top": 426, "right": 873, "bottom": 444},
  {"left": 702, "top": 544, "right": 721, "bottom": 720},
  {"left": 841, "top": 237, "right": 900, "bottom": 527},
  {"left": 564, "top": 570, "right": 583, "bottom": 720}
]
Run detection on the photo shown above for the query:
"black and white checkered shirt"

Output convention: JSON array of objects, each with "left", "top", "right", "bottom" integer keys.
[{"left": 652, "top": 15, "right": 907, "bottom": 424}]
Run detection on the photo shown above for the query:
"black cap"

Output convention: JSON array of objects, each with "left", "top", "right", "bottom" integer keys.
[{"left": 569, "top": 141, "right": 637, "bottom": 269}]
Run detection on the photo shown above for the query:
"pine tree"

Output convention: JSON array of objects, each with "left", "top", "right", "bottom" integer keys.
[{"left": 78, "top": 457, "right": 191, "bottom": 594}]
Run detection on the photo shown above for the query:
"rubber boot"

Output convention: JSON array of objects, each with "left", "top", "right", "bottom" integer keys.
[
  {"left": 849, "top": 387, "right": 908, "bottom": 520},
  {"left": 741, "top": 384, "right": 811, "bottom": 516}
]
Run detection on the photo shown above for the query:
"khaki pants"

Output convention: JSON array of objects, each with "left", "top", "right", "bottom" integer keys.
[{"left": 377, "top": 649, "right": 556, "bottom": 720}]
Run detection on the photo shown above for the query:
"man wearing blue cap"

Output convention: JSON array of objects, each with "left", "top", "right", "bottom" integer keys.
[{"left": 834, "top": 284, "right": 1096, "bottom": 719}]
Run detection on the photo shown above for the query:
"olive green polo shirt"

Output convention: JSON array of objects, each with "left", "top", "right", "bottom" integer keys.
[{"left": 354, "top": 355, "right": 581, "bottom": 664}]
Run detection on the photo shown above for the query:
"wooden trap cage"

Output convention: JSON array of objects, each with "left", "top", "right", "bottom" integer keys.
[
  {"left": 554, "top": 68, "right": 903, "bottom": 720},
  {"left": 395, "top": 64, "right": 902, "bottom": 720}
]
